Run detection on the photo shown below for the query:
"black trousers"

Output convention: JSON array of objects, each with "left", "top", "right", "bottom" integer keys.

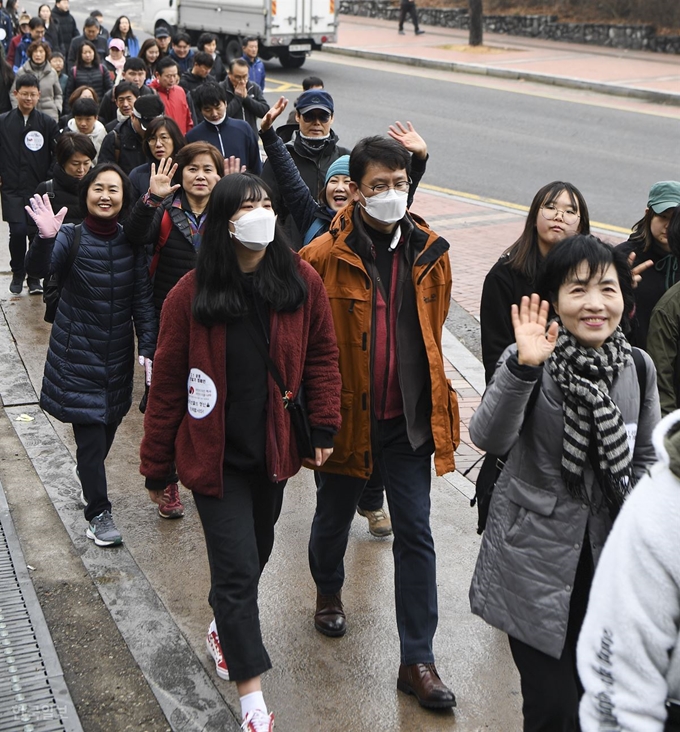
[
  {"left": 508, "top": 540, "right": 594, "bottom": 732},
  {"left": 399, "top": 1, "right": 420, "bottom": 31},
  {"left": 73, "top": 422, "right": 120, "bottom": 522},
  {"left": 309, "top": 415, "right": 437, "bottom": 664},
  {"left": 193, "top": 471, "right": 286, "bottom": 681},
  {"left": 357, "top": 464, "right": 385, "bottom": 512},
  {"left": 9, "top": 220, "right": 28, "bottom": 276}
]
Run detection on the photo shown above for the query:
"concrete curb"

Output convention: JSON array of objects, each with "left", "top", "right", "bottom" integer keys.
[{"left": 322, "top": 45, "right": 680, "bottom": 107}]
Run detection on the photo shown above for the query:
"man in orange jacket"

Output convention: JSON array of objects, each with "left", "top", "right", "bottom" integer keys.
[
  {"left": 149, "top": 56, "right": 194, "bottom": 135},
  {"left": 300, "top": 135, "right": 459, "bottom": 710}
]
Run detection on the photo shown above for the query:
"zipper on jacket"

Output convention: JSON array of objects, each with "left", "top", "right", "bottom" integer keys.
[
  {"left": 362, "top": 332, "right": 367, "bottom": 350},
  {"left": 348, "top": 300, "right": 355, "bottom": 314}
]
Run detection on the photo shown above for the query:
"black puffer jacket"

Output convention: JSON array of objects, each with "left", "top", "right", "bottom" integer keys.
[
  {"left": 25, "top": 221, "right": 157, "bottom": 424},
  {"left": 51, "top": 5, "right": 79, "bottom": 56},
  {"left": 124, "top": 195, "right": 198, "bottom": 315},
  {"left": 63, "top": 63, "right": 113, "bottom": 112}
]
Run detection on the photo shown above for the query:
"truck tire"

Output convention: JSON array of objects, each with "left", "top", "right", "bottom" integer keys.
[{"left": 279, "top": 50, "right": 306, "bottom": 69}]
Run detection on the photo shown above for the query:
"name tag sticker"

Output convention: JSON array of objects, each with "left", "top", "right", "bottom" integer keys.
[
  {"left": 25, "top": 131, "right": 44, "bottom": 151},
  {"left": 187, "top": 368, "right": 217, "bottom": 419}
]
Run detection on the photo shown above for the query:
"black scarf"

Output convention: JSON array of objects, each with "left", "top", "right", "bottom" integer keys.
[{"left": 546, "top": 326, "right": 634, "bottom": 509}]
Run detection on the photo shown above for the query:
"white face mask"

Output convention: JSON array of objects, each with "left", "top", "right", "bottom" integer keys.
[
  {"left": 230, "top": 207, "right": 277, "bottom": 251},
  {"left": 361, "top": 188, "right": 408, "bottom": 224}
]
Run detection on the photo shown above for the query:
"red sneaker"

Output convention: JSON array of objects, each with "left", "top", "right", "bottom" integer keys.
[
  {"left": 241, "top": 710, "right": 274, "bottom": 731},
  {"left": 158, "top": 482, "right": 184, "bottom": 519},
  {"left": 206, "top": 619, "right": 229, "bottom": 680}
]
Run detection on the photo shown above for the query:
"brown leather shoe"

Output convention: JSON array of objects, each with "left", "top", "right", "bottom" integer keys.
[
  {"left": 314, "top": 591, "right": 346, "bottom": 637},
  {"left": 397, "top": 663, "right": 457, "bottom": 709}
]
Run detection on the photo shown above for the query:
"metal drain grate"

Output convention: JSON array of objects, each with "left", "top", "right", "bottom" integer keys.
[{"left": 0, "top": 482, "right": 81, "bottom": 732}]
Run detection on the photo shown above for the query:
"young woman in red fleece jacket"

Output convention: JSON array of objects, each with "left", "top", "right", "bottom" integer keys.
[{"left": 140, "top": 173, "right": 342, "bottom": 732}]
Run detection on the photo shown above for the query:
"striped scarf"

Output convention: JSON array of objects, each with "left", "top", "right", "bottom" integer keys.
[{"left": 546, "top": 326, "right": 634, "bottom": 509}]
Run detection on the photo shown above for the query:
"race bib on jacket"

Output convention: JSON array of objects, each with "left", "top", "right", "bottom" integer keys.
[
  {"left": 187, "top": 368, "right": 217, "bottom": 419},
  {"left": 24, "top": 131, "right": 44, "bottom": 151}
]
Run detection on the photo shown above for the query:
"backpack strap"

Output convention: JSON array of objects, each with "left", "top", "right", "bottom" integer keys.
[
  {"left": 148, "top": 210, "right": 173, "bottom": 277},
  {"left": 45, "top": 179, "right": 54, "bottom": 198},
  {"left": 113, "top": 130, "right": 121, "bottom": 163},
  {"left": 631, "top": 347, "right": 647, "bottom": 421}
]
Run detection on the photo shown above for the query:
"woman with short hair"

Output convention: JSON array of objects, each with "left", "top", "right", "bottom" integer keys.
[
  {"left": 469, "top": 234, "right": 660, "bottom": 731},
  {"left": 25, "top": 163, "right": 156, "bottom": 548},
  {"left": 12, "top": 40, "right": 62, "bottom": 121}
]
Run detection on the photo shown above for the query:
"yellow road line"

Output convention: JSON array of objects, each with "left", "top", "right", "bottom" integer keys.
[{"left": 420, "top": 183, "right": 631, "bottom": 234}]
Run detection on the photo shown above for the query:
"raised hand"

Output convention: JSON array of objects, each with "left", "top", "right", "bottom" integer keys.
[
  {"left": 224, "top": 156, "right": 247, "bottom": 176},
  {"left": 260, "top": 96, "right": 288, "bottom": 133},
  {"left": 149, "top": 157, "right": 180, "bottom": 199},
  {"left": 25, "top": 194, "right": 67, "bottom": 239},
  {"left": 511, "top": 294, "right": 559, "bottom": 367},
  {"left": 387, "top": 120, "right": 427, "bottom": 160}
]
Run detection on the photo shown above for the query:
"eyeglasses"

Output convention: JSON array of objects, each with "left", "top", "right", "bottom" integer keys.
[
  {"left": 301, "top": 110, "right": 331, "bottom": 123},
  {"left": 149, "top": 134, "right": 172, "bottom": 144},
  {"left": 361, "top": 179, "right": 411, "bottom": 194},
  {"left": 17, "top": 92, "right": 39, "bottom": 99},
  {"left": 540, "top": 203, "right": 580, "bottom": 226}
]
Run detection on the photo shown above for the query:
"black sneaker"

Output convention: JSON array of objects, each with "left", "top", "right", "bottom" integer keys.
[
  {"left": 9, "top": 273, "right": 23, "bottom": 294},
  {"left": 27, "top": 277, "right": 43, "bottom": 295},
  {"left": 416, "top": 29, "right": 425, "bottom": 35}
]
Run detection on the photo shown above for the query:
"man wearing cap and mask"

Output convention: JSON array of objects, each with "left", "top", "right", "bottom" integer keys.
[
  {"left": 299, "top": 134, "right": 459, "bottom": 712},
  {"left": 261, "top": 89, "right": 349, "bottom": 250},
  {"left": 99, "top": 94, "right": 165, "bottom": 174},
  {"left": 6, "top": 14, "right": 33, "bottom": 68}
]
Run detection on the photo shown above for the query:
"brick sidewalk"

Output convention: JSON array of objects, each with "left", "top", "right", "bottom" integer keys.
[{"left": 331, "top": 16, "right": 680, "bottom": 104}]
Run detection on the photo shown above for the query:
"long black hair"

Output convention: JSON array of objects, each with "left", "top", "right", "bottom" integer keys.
[
  {"left": 192, "top": 174, "right": 307, "bottom": 327},
  {"left": 505, "top": 181, "right": 590, "bottom": 284}
]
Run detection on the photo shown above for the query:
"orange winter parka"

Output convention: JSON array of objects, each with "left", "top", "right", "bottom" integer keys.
[{"left": 300, "top": 202, "right": 460, "bottom": 479}]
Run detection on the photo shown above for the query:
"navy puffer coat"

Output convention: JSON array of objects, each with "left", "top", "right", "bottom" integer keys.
[{"left": 25, "top": 222, "right": 157, "bottom": 424}]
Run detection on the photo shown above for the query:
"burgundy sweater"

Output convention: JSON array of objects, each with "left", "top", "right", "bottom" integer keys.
[{"left": 140, "top": 258, "right": 342, "bottom": 496}]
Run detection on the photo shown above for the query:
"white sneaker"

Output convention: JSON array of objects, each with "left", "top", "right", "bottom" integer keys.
[
  {"left": 241, "top": 710, "right": 274, "bottom": 732},
  {"left": 206, "top": 619, "right": 229, "bottom": 680},
  {"left": 73, "top": 465, "right": 87, "bottom": 506}
]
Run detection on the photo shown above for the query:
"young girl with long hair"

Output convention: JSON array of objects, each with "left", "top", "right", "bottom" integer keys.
[{"left": 140, "top": 173, "right": 342, "bottom": 731}]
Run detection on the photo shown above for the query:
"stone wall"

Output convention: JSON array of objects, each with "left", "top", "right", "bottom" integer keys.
[{"left": 338, "top": 0, "right": 680, "bottom": 53}]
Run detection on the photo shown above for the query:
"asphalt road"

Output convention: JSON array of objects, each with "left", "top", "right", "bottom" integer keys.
[
  {"left": 68, "top": 0, "right": 677, "bottom": 230},
  {"left": 264, "top": 54, "right": 679, "bottom": 230}
]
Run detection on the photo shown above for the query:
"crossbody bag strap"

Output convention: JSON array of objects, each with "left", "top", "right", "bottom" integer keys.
[{"left": 244, "top": 317, "right": 291, "bottom": 403}]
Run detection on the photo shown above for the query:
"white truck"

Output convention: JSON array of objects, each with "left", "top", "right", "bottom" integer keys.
[{"left": 142, "top": 0, "right": 339, "bottom": 68}]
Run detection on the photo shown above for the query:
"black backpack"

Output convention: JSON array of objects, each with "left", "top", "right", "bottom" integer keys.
[{"left": 43, "top": 225, "right": 82, "bottom": 323}]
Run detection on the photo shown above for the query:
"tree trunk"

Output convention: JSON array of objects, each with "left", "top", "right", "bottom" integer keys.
[{"left": 469, "top": 0, "right": 483, "bottom": 46}]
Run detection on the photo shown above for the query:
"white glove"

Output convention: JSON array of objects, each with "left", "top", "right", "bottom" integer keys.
[
  {"left": 138, "top": 356, "right": 153, "bottom": 386},
  {"left": 24, "top": 194, "right": 67, "bottom": 239}
]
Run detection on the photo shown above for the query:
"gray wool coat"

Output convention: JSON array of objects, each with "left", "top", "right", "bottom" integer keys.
[{"left": 469, "top": 345, "right": 660, "bottom": 659}]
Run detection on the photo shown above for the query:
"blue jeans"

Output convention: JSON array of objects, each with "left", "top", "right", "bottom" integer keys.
[{"left": 309, "top": 415, "right": 437, "bottom": 664}]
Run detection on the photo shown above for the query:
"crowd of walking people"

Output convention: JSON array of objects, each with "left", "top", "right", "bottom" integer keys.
[{"left": 2, "top": 5, "right": 680, "bottom": 732}]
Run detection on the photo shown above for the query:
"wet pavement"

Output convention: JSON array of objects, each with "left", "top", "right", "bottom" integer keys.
[{"left": 0, "top": 11, "right": 659, "bottom": 728}]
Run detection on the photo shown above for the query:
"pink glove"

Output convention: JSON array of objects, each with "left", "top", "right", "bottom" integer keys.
[
  {"left": 138, "top": 356, "right": 153, "bottom": 385},
  {"left": 25, "top": 194, "right": 67, "bottom": 239}
]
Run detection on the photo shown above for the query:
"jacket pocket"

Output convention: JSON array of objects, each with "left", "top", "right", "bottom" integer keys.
[
  {"left": 506, "top": 476, "right": 557, "bottom": 516},
  {"left": 504, "top": 476, "right": 557, "bottom": 545},
  {"left": 447, "top": 381, "right": 460, "bottom": 450}
]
